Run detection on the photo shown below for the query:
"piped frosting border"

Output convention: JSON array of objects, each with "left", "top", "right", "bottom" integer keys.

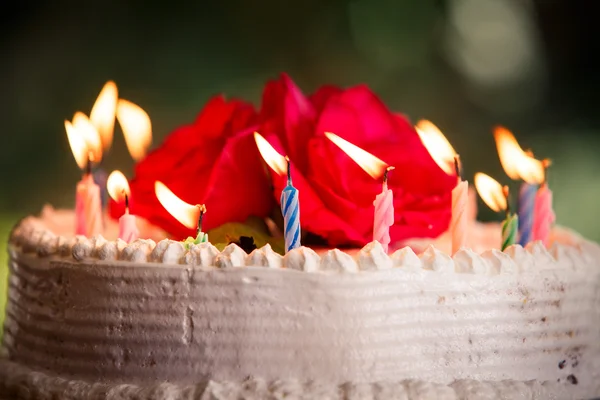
[{"left": 9, "top": 216, "right": 600, "bottom": 275}]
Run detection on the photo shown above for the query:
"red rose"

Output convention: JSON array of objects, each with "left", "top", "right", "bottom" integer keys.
[
  {"left": 257, "top": 74, "right": 456, "bottom": 247},
  {"left": 110, "top": 95, "right": 274, "bottom": 239}
]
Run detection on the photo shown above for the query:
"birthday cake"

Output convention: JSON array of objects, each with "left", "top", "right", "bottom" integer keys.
[{"left": 2, "top": 76, "right": 600, "bottom": 400}]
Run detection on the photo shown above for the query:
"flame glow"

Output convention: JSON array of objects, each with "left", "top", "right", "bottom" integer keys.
[
  {"left": 494, "top": 126, "right": 544, "bottom": 184},
  {"left": 415, "top": 120, "right": 457, "bottom": 175},
  {"left": 90, "top": 81, "right": 118, "bottom": 151},
  {"left": 65, "top": 112, "right": 103, "bottom": 169},
  {"left": 107, "top": 170, "right": 130, "bottom": 202},
  {"left": 117, "top": 99, "right": 152, "bottom": 161},
  {"left": 474, "top": 172, "right": 507, "bottom": 212},
  {"left": 324, "top": 132, "right": 388, "bottom": 179},
  {"left": 155, "top": 181, "right": 200, "bottom": 230},
  {"left": 254, "top": 132, "right": 288, "bottom": 176}
]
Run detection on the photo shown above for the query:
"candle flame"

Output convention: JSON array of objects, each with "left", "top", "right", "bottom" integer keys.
[
  {"left": 155, "top": 181, "right": 200, "bottom": 230},
  {"left": 107, "top": 170, "right": 130, "bottom": 202},
  {"left": 65, "top": 112, "right": 103, "bottom": 169},
  {"left": 415, "top": 120, "right": 457, "bottom": 176},
  {"left": 90, "top": 81, "right": 118, "bottom": 151},
  {"left": 324, "top": 132, "right": 388, "bottom": 179},
  {"left": 254, "top": 132, "right": 288, "bottom": 176},
  {"left": 117, "top": 99, "right": 152, "bottom": 161},
  {"left": 494, "top": 126, "right": 544, "bottom": 184},
  {"left": 474, "top": 172, "right": 507, "bottom": 212}
]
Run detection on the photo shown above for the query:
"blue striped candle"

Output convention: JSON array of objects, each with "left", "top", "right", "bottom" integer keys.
[
  {"left": 518, "top": 182, "right": 537, "bottom": 246},
  {"left": 281, "top": 158, "right": 300, "bottom": 253}
]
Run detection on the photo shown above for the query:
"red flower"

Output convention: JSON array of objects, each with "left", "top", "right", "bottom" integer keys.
[
  {"left": 110, "top": 95, "right": 274, "bottom": 239},
  {"left": 257, "top": 74, "right": 456, "bottom": 247}
]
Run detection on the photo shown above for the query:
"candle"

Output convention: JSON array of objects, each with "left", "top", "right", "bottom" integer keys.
[
  {"left": 373, "top": 167, "right": 394, "bottom": 253},
  {"left": 517, "top": 183, "right": 537, "bottom": 245},
  {"left": 281, "top": 157, "right": 301, "bottom": 252},
  {"left": 323, "top": 132, "right": 392, "bottom": 251},
  {"left": 254, "top": 133, "right": 303, "bottom": 252},
  {"left": 66, "top": 114, "right": 103, "bottom": 237},
  {"left": 107, "top": 170, "right": 139, "bottom": 243},
  {"left": 532, "top": 160, "right": 555, "bottom": 246},
  {"left": 415, "top": 120, "right": 467, "bottom": 255},
  {"left": 76, "top": 172, "right": 103, "bottom": 237},
  {"left": 155, "top": 181, "right": 207, "bottom": 245},
  {"left": 474, "top": 173, "right": 519, "bottom": 250},
  {"left": 494, "top": 126, "right": 545, "bottom": 246},
  {"left": 89, "top": 81, "right": 118, "bottom": 210}
]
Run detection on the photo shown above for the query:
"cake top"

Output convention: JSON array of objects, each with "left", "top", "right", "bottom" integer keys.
[{"left": 10, "top": 206, "right": 600, "bottom": 276}]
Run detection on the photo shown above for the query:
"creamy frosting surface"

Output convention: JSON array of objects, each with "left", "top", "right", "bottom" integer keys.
[{"left": 3, "top": 208, "right": 600, "bottom": 399}]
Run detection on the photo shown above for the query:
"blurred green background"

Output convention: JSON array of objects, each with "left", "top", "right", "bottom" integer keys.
[{"left": 1, "top": 1, "right": 600, "bottom": 327}]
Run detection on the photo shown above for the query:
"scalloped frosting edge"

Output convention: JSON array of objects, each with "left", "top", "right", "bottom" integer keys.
[{"left": 9, "top": 216, "right": 600, "bottom": 275}]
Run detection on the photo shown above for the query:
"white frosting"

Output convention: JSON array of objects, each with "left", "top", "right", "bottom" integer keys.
[
  {"left": 0, "top": 359, "right": 583, "bottom": 400},
  {"left": 357, "top": 241, "right": 393, "bottom": 271},
  {"left": 391, "top": 247, "right": 422, "bottom": 270},
  {"left": 246, "top": 244, "right": 283, "bottom": 268},
  {"left": 214, "top": 243, "right": 246, "bottom": 268},
  {"left": 320, "top": 249, "right": 358, "bottom": 272},
  {"left": 150, "top": 239, "right": 186, "bottom": 264},
  {"left": 481, "top": 249, "right": 516, "bottom": 275},
  {"left": 504, "top": 245, "right": 536, "bottom": 273},
  {"left": 526, "top": 241, "right": 556, "bottom": 269},
  {"left": 97, "top": 239, "right": 127, "bottom": 261},
  {"left": 283, "top": 246, "right": 321, "bottom": 272},
  {"left": 185, "top": 242, "right": 220, "bottom": 267},
  {"left": 120, "top": 239, "right": 156, "bottom": 262},
  {"left": 453, "top": 249, "right": 491, "bottom": 275},
  {"left": 419, "top": 245, "right": 454, "bottom": 273}
]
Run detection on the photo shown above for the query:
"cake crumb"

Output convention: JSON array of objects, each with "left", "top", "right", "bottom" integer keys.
[
  {"left": 558, "top": 360, "right": 566, "bottom": 369},
  {"left": 541, "top": 317, "right": 547, "bottom": 322},
  {"left": 567, "top": 374, "right": 578, "bottom": 385},
  {"left": 437, "top": 296, "right": 446, "bottom": 304}
]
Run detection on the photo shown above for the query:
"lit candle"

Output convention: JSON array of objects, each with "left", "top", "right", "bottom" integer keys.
[
  {"left": 89, "top": 81, "right": 118, "bottom": 208},
  {"left": 373, "top": 167, "right": 395, "bottom": 253},
  {"left": 416, "top": 120, "right": 467, "bottom": 255},
  {"left": 254, "top": 133, "right": 301, "bottom": 253},
  {"left": 532, "top": 160, "right": 555, "bottom": 246},
  {"left": 324, "top": 132, "right": 392, "bottom": 252},
  {"left": 474, "top": 173, "right": 519, "bottom": 250},
  {"left": 155, "top": 181, "right": 207, "bottom": 245},
  {"left": 107, "top": 170, "right": 139, "bottom": 243},
  {"left": 281, "top": 157, "right": 301, "bottom": 252},
  {"left": 65, "top": 113, "right": 103, "bottom": 237},
  {"left": 494, "top": 126, "right": 545, "bottom": 246},
  {"left": 116, "top": 98, "right": 153, "bottom": 162}
]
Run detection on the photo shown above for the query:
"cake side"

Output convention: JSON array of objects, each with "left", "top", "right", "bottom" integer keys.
[
  {"left": 4, "top": 246, "right": 600, "bottom": 389},
  {"left": 3, "top": 213, "right": 600, "bottom": 399}
]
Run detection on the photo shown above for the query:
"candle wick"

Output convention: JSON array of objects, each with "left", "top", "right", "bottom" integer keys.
[
  {"left": 85, "top": 155, "right": 92, "bottom": 176},
  {"left": 124, "top": 192, "right": 129, "bottom": 214},
  {"left": 383, "top": 166, "right": 395, "bottom": 185},
  {"left": 454, "top": 155, "right": 462, "bottom": 181},
  {"left": 542, "top": 158, "right": 552, "bottom": 186},
  {"left": 196, "top": 204, "right": 206, "bottom": 236},
  {"left": 503, "top": 185, "right": 510, "bottom": 216},
  {"left": 285, "top": 156, "right": 292, "bottom": 185}
]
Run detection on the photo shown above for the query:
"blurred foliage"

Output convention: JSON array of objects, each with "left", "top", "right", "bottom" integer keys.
[{"left": 0, "top": 0, "right": 599, "bottom": 240}]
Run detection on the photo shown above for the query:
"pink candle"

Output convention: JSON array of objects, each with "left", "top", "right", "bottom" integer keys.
[
  {"left": 107, "top": 170, "right": 138, "bottom": 243},
  {"left": 118, "top": 210, "right": 139, "bottom": 243},
  {"left": 532, "top": 183, "right": 555, "bottom": 246},
  {"left": 373, "top": 168, "right": 394, "bottom": 253},
  {"left": 75, "top": 174, "right": 103, "bottom": 237},
  {"left": 451, "top": 179, "right": 468, "bottom": 254}
]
